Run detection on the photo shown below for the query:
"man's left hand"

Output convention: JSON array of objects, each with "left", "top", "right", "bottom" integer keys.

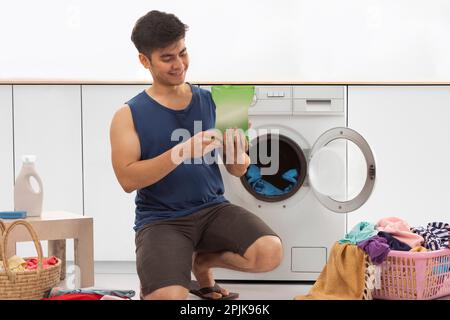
[{"left": 222, "top": 128, "right": 250, "bottom": 177}]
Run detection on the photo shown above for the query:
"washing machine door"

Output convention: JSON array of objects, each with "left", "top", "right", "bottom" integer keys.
[{"left": 308, "top": 127, "right": 376, "bottom": 213}]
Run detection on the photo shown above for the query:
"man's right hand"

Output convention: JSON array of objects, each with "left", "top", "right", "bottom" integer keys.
[{"left": 179, "top": 130, "right": 223, "bottom": 160}]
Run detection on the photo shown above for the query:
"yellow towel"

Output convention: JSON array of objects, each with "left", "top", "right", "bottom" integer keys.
[
  {"left": 0, "top": 255, "right": 27, "bottom": 272},
  {"left": 295, "top": 242, "right": 366, "bottom": 300},
  {"left": 410, "top": 246, "right": 428, "bottom": 252}
]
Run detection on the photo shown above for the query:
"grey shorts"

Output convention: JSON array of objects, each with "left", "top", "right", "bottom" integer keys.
[{"left": 135, "top": 202, "right": 279, "bottom": 296}]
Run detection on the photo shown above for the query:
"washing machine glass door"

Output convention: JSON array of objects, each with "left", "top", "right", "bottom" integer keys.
[{"left": 308, "top": 127, "right": 376, "bottom": 213}]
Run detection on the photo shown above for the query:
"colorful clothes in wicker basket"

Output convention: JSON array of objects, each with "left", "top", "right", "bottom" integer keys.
[
  {"left": 0, "top": 220, "right": 62, "bottom": 300},
  {"left": 25, "top": 256, "right": 58, "bottom": 270}
]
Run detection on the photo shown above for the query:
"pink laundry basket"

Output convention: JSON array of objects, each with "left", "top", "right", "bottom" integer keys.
[{"left": 373, "top": 248, "right": 450, "bottom": 300}]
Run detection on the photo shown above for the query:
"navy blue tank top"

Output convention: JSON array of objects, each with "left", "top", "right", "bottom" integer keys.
[{"left": 126, "top": 84, "right": 228, "bottom": 231}]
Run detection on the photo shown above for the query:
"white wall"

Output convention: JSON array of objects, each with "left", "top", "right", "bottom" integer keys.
[
  {"left": 347, "top": 86, "right": 450, "bottom": 228},
  {"left": 0, "top": 86, "right": 13, "bottom": 211},
  {"left": 1, "top": 0, "right": 449, "bottom": 82}
]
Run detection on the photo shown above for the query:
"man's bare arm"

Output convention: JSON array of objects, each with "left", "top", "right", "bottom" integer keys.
[
  {"left": 109, "top": 105, "right": 185, "bottom": 193},
  {"left": 110, "top": 106, "right": 221, "bottom": 193}
]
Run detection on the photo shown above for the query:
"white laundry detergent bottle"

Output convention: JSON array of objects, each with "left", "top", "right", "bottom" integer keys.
[{"left": 14, "top": 155, "right": 44, "bottom": 217}]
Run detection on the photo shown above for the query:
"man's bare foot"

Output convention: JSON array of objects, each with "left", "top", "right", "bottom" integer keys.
[{"left": 192, "top": 253, "right": 229, "bottom": 299}]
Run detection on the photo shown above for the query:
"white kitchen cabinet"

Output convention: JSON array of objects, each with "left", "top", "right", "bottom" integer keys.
[
  {"left": 347, "top": 86, "right": 450, "bottom": 229},
  {"left": 0, "top": 85, "right": 13, "bottom": 212},
  {"left": 82, "top": 85, "right": 147, "bottom": 261},
  {"left": 13, "top": 85, "right": 83, "bottom": 258}
]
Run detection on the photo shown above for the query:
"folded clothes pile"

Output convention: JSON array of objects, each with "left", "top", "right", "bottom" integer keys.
[{"left": 42, "top": 287, "right": 136, "bottom": 300}]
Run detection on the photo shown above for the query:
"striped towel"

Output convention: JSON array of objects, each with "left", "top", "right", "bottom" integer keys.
[{"left": 411, "top": 222, "right": 450, "bottom": 250}]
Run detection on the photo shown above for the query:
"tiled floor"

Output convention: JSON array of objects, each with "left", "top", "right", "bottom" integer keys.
[
  {"left": 62, "top": 262, "right": 450, "bottom": 300},
  {"left": 93, "top": 273, "right": 313, "bottom": 300},
  {"left": 61, "top": 261, "right": 312, "bottom": 300}
]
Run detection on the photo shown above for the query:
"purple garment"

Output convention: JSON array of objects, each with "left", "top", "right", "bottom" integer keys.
[{"left": 357, "top": 235, "right": 390, "bottom": 265}]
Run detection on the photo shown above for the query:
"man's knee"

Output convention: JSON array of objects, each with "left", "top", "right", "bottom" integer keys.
[
  {"left": 143, "top": 285, "right": 189, "bottom": 300},
  {"left": 246, "top": 235, "right": 283, "bottom": 272}
]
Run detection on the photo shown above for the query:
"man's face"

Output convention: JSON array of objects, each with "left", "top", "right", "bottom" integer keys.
[{"left": 141, "top": 38, "right": 189, "bottom": 86}]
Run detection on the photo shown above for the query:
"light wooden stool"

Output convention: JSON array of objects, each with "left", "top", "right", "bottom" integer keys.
[{"left": 2, "top": 211, "right": 94, "bottom": 288}]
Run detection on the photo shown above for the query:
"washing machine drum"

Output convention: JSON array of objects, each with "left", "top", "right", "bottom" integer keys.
[
  {"left": 240, "top": 133, "right": 307, "bottom": 202},
  {"left": 240, "top": 127, "right": 376, "bottom": 213}
]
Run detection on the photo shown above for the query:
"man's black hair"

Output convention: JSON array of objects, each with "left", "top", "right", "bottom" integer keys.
[{"left": 131, "top": 10, "right": 189, "bottom": 58}]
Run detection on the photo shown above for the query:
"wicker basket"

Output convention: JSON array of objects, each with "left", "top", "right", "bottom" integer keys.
[{"left": 0, "top": 220, "right": 62, "bottom": 300}]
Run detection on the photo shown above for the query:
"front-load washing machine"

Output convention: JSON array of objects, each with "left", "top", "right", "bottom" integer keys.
[{"left": 200, "top": 85, "right": 376, "bottom": 281}]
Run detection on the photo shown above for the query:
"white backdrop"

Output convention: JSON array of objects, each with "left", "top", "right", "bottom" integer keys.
[{"left": 1, "top": 0, "right": 449, "bottom": 81}]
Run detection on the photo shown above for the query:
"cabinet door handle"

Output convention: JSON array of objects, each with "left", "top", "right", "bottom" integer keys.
[{"left": 306, "top": 99, "right": 332, "bottom": 104}]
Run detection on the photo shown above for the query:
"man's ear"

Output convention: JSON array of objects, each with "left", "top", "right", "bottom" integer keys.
[{"left": 138, "top": 53, "right": 151, "bottom": 69}]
